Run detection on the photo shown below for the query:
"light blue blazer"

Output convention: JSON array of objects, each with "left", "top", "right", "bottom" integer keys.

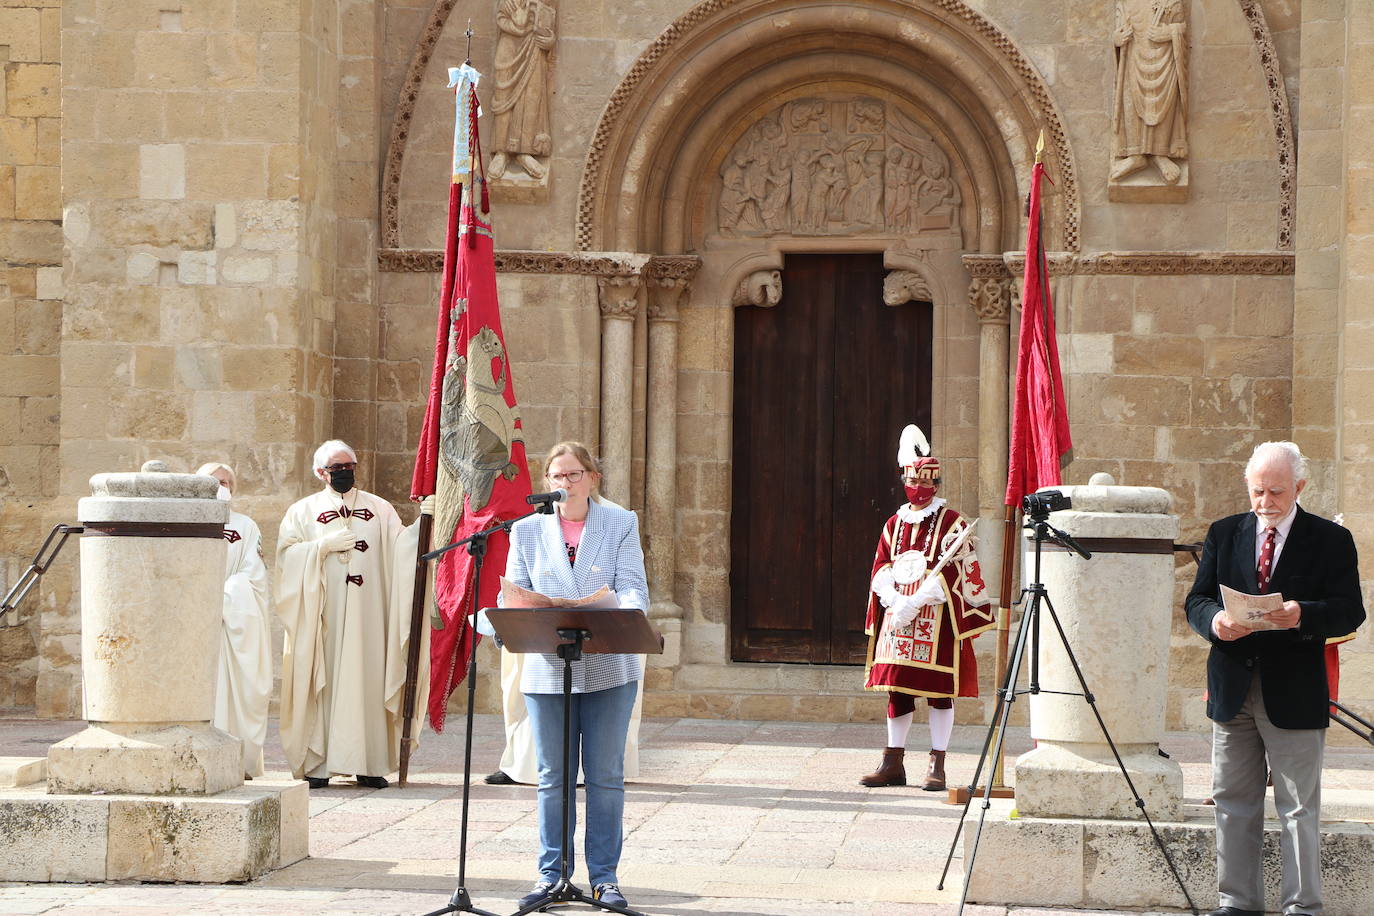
[{"left": 503, "top": 499, "right": 648, "bottom": 694}]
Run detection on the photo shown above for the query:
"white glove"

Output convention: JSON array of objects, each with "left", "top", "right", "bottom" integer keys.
[
  {"left": 911, "top": 575, "right": 945, "bottom": 608},
  {"left": 889, "top": 594, "right": 920, "bottom": 630},
  {"left": 871, "top": 567, "right": 899, "bottom": 608},
  {"left": 419, "top": 494, "right": 436, "bottom": 516},
  {"left": 321, "top": 528, "right": 357, "bottom": 553}
]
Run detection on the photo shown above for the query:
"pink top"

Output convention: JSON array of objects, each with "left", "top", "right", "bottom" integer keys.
[{"left": 559, "top": 515, "right": 586, "bottom": 565}]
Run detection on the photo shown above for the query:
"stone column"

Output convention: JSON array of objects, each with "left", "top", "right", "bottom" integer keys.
[
  {"left": 645, "top": 268, "right": 691, "bottom": 666},
  {"left": 970, "top": 275, "right": 1013, "bottom": 600},
  {"left": 1013, "top": 476, "right": 1182, "bottom": 819},
  {"left": 47, "top": 472, "right": 240, "bottom": 796},
  {"left": 597, "top": 274, "right": 642, "bottom": 507}
]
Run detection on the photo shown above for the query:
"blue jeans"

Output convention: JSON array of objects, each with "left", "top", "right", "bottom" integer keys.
[{"left": 524, "top": 679, "right": 638, "bottom": 887}]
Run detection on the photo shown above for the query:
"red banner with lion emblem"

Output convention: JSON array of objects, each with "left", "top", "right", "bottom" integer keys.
[{"left": 411, "top": 65, "right": 532, "bottom": 731}]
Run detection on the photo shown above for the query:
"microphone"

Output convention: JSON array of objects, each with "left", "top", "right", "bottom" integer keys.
[{"left": 526, "top": 488, "right": 568, "bottom": 507}]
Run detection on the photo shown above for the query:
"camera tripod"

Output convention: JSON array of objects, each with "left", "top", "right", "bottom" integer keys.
[{"left": 936, "top": 510, "right": 1198, "bottom": 916}]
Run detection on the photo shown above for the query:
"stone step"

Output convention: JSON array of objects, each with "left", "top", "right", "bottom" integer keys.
[
  {"left": 967, "top": 797, "right": 1374, "bottom": 915},
  {"left": 0, "top": 757, "right": 45, "bottom": 788}
]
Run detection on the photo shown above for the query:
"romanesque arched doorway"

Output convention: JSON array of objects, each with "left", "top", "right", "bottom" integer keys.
[{"left": 576, "top": 0, "right": 1078, "bottom": 679}]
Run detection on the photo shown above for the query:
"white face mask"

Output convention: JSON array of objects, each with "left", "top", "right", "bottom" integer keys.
[{"left": 216, "top": 485, "right": 232, "bottom": 502}]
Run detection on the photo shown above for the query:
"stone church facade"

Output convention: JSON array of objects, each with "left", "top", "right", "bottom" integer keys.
[{"left": 0, "top": 0, "right": 1370, "bottom": 735}]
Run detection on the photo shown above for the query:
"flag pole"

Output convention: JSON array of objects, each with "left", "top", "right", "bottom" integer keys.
[
  {"left": 399, "top": 507, "right": 434, "bottom": 786},
  {"left": 983, "top": 128, "right": 1045, "bottom": 796}
]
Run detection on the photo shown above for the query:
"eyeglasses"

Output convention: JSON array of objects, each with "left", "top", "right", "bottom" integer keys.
[
  {"left": 549, "top": 470, "right": 585, "bottom": 484},
  {"left": 324, "top": 462, "right": 357, "bottom": 472}
]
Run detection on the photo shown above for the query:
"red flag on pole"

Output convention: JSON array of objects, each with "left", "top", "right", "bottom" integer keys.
[
  {"left": 1004, "top": 154, "right": 1072, "bottom": 507},
  {"left": 411, "top": 65, "right": 532, "bottom": 732}
]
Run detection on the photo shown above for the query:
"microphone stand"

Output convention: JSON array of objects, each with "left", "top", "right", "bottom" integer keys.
[{"left": 420, "top": 497, "right": 557, "bottom": 916}]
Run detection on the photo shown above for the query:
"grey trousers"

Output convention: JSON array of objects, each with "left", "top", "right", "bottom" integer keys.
[{"left": 1212, "top": 672, "right": 1325, "bottom": 915}]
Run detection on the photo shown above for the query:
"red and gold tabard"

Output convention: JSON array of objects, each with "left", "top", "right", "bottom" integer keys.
[{"left": 864, "top": 500, "right": 994, "bottom": 698}]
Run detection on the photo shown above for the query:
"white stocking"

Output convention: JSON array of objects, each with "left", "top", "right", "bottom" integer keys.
[
  {"left": 928, "top": 706, "right": 955, "bottom": 752},
  {"left": 885, "top": 711, "right": 913, "bottom": 748}
]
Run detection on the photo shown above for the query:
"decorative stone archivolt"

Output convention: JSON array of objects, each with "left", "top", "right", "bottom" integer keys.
[
  {"left": 729, "top": 269, "right": 782, "bottom": 308},
  {"left": 1238, "top": 0, "right": 1295, "bottom": 250},
  {"left": 1111, "top": 0, "right": 1189, "bottom": 182},
  {"left": 717, "top": 97, "right": 961, "bottom": 240},
  {"left": 882, "top": 269, "right": 934, "bottom": 307}
]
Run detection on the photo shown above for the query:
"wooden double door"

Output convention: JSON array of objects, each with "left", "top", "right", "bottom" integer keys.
[{"left": 730, "top": 253, "right": 933, "bottom": 664}]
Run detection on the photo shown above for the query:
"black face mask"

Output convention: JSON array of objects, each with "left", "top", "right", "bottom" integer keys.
[{"left": 328, "top": 468, "right": 355, "bottom": 494}]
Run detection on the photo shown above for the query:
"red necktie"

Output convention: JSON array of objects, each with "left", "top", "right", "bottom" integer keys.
[{"left": 1257, "top": 527, "right": 1277, "bottom": 594}]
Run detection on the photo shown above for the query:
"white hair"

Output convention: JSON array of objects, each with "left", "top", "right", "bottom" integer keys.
[
  {"left": 313, "top": 440, "right": 357, "bottom": 475},
  {"left": 1245, "top": 441, "right": 1307, "bottom": 482},
  {"left": 195, "top": 462, "right": 236, "bottom": 493}
]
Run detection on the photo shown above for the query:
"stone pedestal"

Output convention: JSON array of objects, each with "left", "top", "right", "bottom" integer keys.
[
  {"left": 0, "top": 471, "right": 308, "bottom": 883},
  {"left": 1014, "top": 475, "right": 1183, "bottom": 819},
  {"left": 49, "top": 472, "right": 240, "bottom": 795}
]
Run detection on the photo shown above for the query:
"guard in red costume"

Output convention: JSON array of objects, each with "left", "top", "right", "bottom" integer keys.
[{"left": 861, "top": 424, "right": 994, "bottom": 790}]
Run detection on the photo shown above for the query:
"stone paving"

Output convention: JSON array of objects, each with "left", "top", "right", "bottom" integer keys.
[{"left": 1, "top": 714, "right": 1371, "bottom": 915}]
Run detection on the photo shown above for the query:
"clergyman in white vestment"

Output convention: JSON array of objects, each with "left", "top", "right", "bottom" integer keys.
[
  {"left": 198, "top": 462, "right": 273, "bottom": 779},
  {"left": 275, "top": 440, "right": 428, "bottom": 789}
]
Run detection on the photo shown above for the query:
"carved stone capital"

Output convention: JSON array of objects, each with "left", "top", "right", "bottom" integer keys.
[
  {"left": 597, "top": 275, "right": 643, "bottom": 320},
  {"left": 730, "top": 269, "right": 782, "bottom": 308},
  {"left": 968, "top": 277, "right": 1011, "bottom": 324},
  {"left": 883, "top": 269, "right": 933, "bottom": 307},
  {"left": 647, "top": 277, "right": 691, "bottom": 321}
]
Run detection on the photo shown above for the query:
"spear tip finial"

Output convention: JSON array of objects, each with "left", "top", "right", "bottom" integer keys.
[{"left": 1034, "top": 129, "right": 1045, "bottom": 164}]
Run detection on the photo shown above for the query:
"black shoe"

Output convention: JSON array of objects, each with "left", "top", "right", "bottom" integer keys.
[
  {"left": 356, "top": 775, "right": 389, "bottom": 789},
  {"left": 594, "top": 883, "right": 627, "bottom": 907},
  {"left": 517, "top": 880, "right": 555, "bottom": 909},
  {"left": 306, "top": 776, "right": 330, "bottom": 789},
  {"left": 1207, "top": 908, "right": 1263, "bottom": 916},
  {"left": 484, "top": 769, "right": 516, "bottom": 785}
]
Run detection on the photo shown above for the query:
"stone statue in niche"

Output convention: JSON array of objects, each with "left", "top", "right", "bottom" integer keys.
[
  {"left": 489, "top": 0, "right": 556, "bottom": 182},
  {"left": 717, "top": 96, "right": 961, "bottom": 240},
  {"left": 1111, "top": 0, "right": 1188, "bottom": 185}
]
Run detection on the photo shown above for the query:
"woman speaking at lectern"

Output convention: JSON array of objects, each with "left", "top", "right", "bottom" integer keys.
[{"left": 503, "top": 441, "right": 647, "bottom": 911}]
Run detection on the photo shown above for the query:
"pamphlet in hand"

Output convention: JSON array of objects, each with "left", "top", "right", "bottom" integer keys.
[
  {"left": 1219, "top": 583, "right": 1288, "bottom": 631},
  {"left": 498, "top": 579, "right": 619, "bottom": 610},
  {"left": 471, "top": 579, "right": 621, "bottom": 636}
]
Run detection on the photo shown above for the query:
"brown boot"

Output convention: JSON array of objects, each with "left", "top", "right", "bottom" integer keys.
[
  {"left": 921, "top": 750, "right": 947, "bottom": 791},
  {"left": 859, "top": 747, "right": 906, "bottom": 787}
]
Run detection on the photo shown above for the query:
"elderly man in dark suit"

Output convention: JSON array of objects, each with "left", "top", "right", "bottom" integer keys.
[{"left": 1186, "top": 441, "right": 1365, "bottom": 916}]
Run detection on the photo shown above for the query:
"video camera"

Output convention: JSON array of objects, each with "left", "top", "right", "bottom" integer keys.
[{"left": 1022, "top": 489, "right": 1071, "bottom": 519}]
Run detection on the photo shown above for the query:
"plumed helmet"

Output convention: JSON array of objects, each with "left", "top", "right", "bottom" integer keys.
[{"left": 897, "top": 424, "right": 940, "bottom": 479}]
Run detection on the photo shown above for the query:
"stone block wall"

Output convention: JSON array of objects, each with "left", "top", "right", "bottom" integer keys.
[
  {"left": 1293, "top": 1, "right": 1374, "bottom": 732},
  {"left": 1057, "top": 269, "right": 1295, "bottom": 731},
  {"left": 41, "top": 0, "right": 357, "bottom": 716},
  {"left": 0, "top": 0, "right": 61, "bottom": 713}
]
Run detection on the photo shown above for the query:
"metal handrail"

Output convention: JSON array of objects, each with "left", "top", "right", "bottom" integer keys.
[{"left": 1, "top": 524, "right": 83, "bottom": 624}]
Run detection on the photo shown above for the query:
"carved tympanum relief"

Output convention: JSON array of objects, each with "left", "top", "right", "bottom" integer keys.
[
  {"left": 1111, "top": 0, "right": 1188, "bottom": 190},
  {"left": 717, "top": 97, "right": 962, "bottom": 240},
  {"left": 490, "top": 0, "right": 556, "bottom": 183}
]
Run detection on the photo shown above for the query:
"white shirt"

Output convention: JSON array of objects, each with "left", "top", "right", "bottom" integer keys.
[{"left": 1254, "top": 503, "right": 1298, "bottom": 569}]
